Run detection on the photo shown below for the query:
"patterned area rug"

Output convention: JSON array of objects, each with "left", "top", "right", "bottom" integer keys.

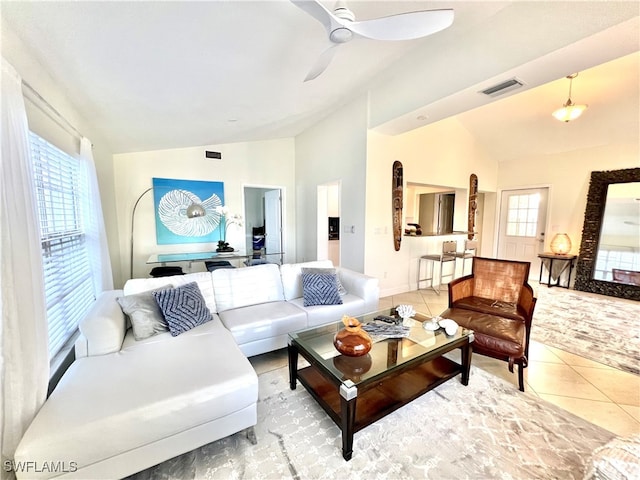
[
  {"left": 129, "top": 365, "right": 613, "bottom": 480},
  {"left": 532, "top": 287, "right": 640, "bottom": 375}
]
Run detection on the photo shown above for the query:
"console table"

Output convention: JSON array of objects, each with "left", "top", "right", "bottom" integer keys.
[
  {"left": 147, "top": 251, "right": 249, "bottom": 264},
  {"left": 538, "top": 253, "right": 578, "bottom": 288},
  {"left": 147, "top": 251, "right": 284, "bottom": 271}
]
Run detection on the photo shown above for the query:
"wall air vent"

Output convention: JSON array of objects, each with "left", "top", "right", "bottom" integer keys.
[{"left": 480, "top": 77, "right": 525, "bottom": 97}]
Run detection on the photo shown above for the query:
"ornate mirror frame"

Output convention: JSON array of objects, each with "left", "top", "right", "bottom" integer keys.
[{"left": 574, "top": 167, "right": 640, "bottom": 300}]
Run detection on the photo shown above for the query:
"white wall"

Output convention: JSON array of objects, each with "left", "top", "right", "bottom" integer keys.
[
  {"left": 365, "top": 118, "right": 498, "bottom": 296},
  {"left": 295, "top": 95, "right": 369, "bottom": 271},
  {"left": 113, "top": 138, "right": 296, "bottom": 284},
  {"left": 497, "top": 142, "right": 640, "bottom": 255},
  {"left": 327, "top": 183, "right": 340, "bottom": 217}
]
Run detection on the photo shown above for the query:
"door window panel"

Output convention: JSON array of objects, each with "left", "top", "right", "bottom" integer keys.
[{"left": 506, "top": 193, "right": 540, "bottom": 238}]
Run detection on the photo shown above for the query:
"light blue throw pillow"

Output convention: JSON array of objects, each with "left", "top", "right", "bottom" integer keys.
[
  {"left": 153, "top": 282, "right": 213, "bottom": 336},
  {"left": 301, "top": 272, "right": 343, "bottom": 307}
]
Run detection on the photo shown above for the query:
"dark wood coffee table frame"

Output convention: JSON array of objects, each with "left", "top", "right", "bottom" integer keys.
[{"left": 288, "top": 329, "right": 472, "bottom": 460}]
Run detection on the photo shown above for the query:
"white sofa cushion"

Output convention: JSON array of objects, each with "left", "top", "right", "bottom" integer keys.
[
  {"left": 124, "top": 271, "right": 217, "bottom": 314},
  {"left": 280, "top": 260, "right": 334, "bottom": 301},
  {"left": 212, "top": 263, "right": 284, "bottom": 312},
  {"left": 288, "top": 293, "right": 366, "bottom": 327},
  {"left": 218, "top": 301, "right": 307, "bottom": 346},
  {"left": 16, "top": 318, "right": 258, "bottom": 478},
  {"left": 76, "top": 290, "right": 126, "bottom": 357},
  {"left": 119, "top": 312, "right": 221, "bottom": 351},
  {"left": 337, "top": 267, "right": 380, "bottom": 313}
]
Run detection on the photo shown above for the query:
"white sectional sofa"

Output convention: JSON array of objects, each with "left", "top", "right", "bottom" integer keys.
[{"left": 15, "top": 261, "right": 379, "bottom": 479}]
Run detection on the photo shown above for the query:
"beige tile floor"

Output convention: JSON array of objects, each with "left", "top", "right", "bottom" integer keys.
[
  {"left": 377, "top": 284, "right": 640, "bottom": 438},
  {"left": 251, "top": 283, "right": 640, "bottom": 438}
]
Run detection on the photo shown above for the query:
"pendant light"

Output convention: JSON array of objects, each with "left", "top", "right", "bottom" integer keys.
[{"left": 552, "top": 73, "right": 588, "bottom": 122}]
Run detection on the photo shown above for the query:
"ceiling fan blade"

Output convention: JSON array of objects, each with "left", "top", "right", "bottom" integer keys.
[
  {"left": 349, "top": 9, "right": 454, "bottom": 41},
  {"left": 304, "top": 44, "right": 339, "bottom": 82},
  {"left": 290, "top": 0, "right": 337, "bottom": 32}
]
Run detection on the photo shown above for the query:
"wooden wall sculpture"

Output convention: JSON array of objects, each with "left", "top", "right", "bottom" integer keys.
[
  {"left": 468, "top": 174, "right": 478, "bottom": 240},
  {"left": 392, "top": 161, "right": 403, "bottom": 251}
]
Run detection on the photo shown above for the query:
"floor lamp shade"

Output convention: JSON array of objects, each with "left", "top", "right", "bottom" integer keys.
[{"left": 550, "top": 233, "right": 572, "bottom": 255}]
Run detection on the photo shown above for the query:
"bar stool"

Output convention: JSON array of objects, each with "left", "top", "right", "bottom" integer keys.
[
  {"left": 417, "top": 240, "right": 457, "bottom": 295},
  {"left": 454, "top": 239, "right": 478, "bottom": 277}
]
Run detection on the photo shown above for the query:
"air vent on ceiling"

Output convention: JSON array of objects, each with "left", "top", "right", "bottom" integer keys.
[{"left": 479, "top": 77, "right": 525, "bottom": 97}]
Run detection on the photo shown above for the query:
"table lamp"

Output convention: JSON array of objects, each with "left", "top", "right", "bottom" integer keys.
[{"left": 550, "top": 233, "right": 572, "bottom": 255}]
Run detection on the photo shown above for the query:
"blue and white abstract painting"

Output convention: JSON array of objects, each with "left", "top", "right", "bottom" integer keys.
[{"left": 152, "top": 178, "right": 224, "bottom": 245}]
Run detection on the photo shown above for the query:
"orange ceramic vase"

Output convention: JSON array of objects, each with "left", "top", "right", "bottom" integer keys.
[{"left": 333, "top": 315, "right": 373, "bottom": 357}]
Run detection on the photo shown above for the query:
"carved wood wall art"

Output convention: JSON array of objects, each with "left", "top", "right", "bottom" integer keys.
[
  {"left": 468, "top": 174, "right": 478, "bottom": 240},
  {"left": 392, "top": 161, "right": 403, "bottom": 251}
]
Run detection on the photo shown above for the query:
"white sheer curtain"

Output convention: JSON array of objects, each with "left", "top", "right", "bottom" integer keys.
[
  {"left": 80, "top": 137, "right": 114, "bottom": 294},
  {"left": 0, "top": 59, "right": 49, "bottom": 477}
]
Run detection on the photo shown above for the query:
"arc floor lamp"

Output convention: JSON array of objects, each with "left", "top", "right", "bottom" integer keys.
[{"left": 129, "top": 187, "right": 205, "bottom": 279}]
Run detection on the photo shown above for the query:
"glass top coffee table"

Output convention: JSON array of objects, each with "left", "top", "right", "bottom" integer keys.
[{"left": 288, "top": 309, "right": 474, "bottom": 460}]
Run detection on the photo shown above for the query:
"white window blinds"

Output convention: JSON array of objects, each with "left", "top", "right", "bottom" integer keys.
[{"left": 29, "top": 132, "right": 95, "bottom": 359}]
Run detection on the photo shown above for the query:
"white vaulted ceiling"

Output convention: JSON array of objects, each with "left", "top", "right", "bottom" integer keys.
[{"left": 1, "top": 1, "right": 638, "bottom": 159}]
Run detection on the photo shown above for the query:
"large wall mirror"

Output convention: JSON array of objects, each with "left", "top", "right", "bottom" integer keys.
[{"left": 574, "top": 168, "right": 640, "bottom": 300}]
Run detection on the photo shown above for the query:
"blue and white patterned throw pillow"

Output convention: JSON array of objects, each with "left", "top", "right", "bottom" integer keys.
[
  {"left": 301, "top": 267, "right": 347, "bottom": 296},
  {"left": 153, "top": 282, "right": 213, "bottom": 336},
  {"left": 301, "top": 272, "right": 343, "bottom": 307}
]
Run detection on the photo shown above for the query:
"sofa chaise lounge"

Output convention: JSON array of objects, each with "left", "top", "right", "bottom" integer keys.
[{"left": 15, "top": 260, "right": 379, "bottom": 479}]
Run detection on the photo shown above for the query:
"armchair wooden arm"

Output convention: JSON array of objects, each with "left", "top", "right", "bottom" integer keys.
[
  {"left": 517, "top": 283, "right": 537, "bottom": 358},
  {"left": 448, "top": 275, "right": 474, "bottom": 307},
  {"left": 517, "top": 283, "right": 536, "bottom": 324}
]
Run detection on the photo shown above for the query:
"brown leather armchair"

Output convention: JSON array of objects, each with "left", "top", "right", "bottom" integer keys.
[{"left": 440, "top": 257, "right": 537, "bottom": 391}]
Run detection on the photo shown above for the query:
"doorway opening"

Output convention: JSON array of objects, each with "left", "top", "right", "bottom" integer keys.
[
  {"left": 317, "top": 181, "right": 341, "bottom": 266},
  {"left": 243, "top": 186, "right": 284, "bottom": 264}
]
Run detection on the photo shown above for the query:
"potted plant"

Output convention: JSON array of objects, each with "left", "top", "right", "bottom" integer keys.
[{"left": 215, "top": 206, "right": 243, "bottom": 252}]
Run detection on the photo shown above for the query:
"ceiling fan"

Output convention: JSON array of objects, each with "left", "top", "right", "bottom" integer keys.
[{"left": 291, "top": 0, "right": 454, "bottom": 81}]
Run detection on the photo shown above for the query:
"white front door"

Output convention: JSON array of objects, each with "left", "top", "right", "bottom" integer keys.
[
  {"left": 264, "top": 189, "right": 282, "bottom": 261},
  {"left": 497, "top": 188, "right": 548, "bottom": 276}
]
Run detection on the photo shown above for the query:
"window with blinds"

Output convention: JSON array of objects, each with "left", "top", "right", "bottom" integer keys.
[{"left": 29, "top": 132, "right": 95, "bottom": 359}]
